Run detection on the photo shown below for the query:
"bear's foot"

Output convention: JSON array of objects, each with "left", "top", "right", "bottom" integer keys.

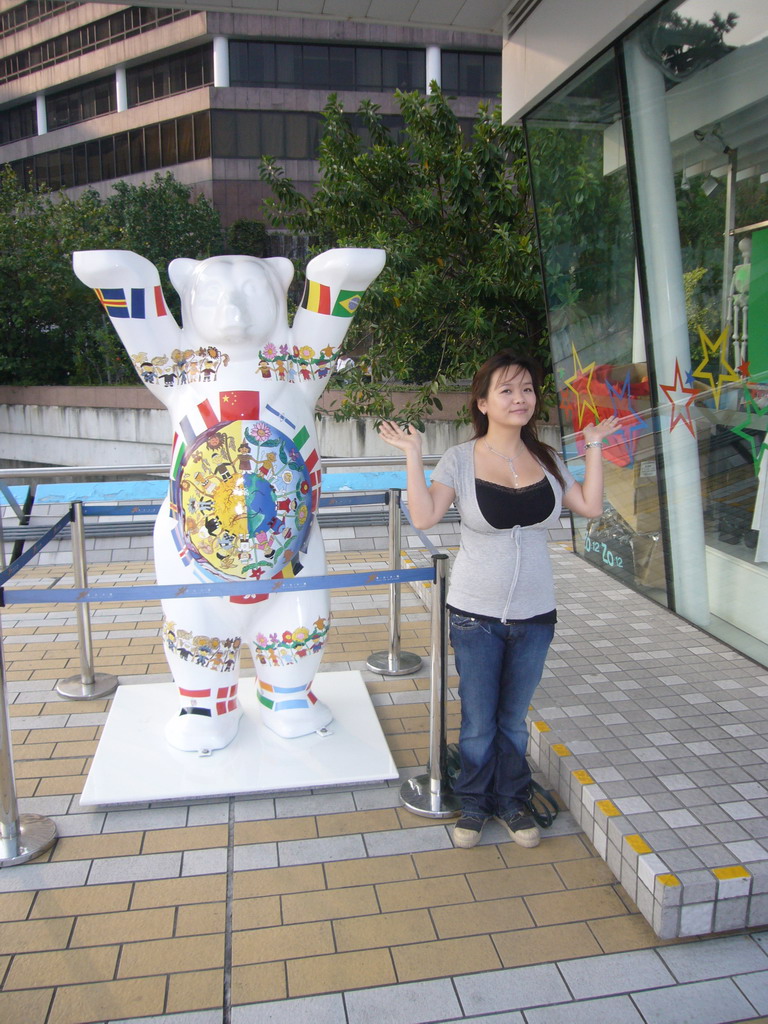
[
  {"left": 259, "top": 698, "right": 333, "bottom": 739},
  {"left": 165, "top": 706, "right": 243, "bottom": 753}
]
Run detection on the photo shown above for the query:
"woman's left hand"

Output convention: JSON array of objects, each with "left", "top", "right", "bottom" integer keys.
[{"left": 583, "top": 416, "right": 621, "bottom": 446}]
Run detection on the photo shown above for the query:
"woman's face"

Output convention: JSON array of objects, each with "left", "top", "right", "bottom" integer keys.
[{"left": 477, "top": 365, "right": 537, "bottom": 428}]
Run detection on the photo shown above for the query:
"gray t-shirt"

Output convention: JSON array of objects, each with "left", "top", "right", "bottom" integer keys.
[{"left": 430, "top": 440, "right": 575, "bottom": 621}]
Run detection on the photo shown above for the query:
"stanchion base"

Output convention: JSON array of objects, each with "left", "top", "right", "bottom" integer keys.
[
  {"left": 366, "top": 650, "right": 423, "bottom": 676},
  {"left": 56, "top": 673, "right": 119, "bottom": 700},
  {"left": 400, "top": 773, "right": 462, "bottom": 818},
  {"left": 0, "top": 813, "right": 58, "bottom": 866}
]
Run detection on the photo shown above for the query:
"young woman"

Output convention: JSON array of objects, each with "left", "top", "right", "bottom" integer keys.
[{"left": 378, "top": 351, "right": 618, "bottom": 849}]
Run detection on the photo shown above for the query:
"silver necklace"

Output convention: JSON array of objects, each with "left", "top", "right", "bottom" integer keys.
[{"left": 484, "top": 439, "right": 524, "bottom": 486}]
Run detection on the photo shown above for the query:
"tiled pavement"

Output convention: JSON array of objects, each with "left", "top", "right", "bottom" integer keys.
[{"left": 1, "top": 548, "right": 767, "bottom": 1024}]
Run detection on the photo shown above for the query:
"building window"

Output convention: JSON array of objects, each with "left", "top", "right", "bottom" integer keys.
[
  {"left": 126, "top": 44, "right": 213, "bottom": 106},
  {"left": 229, "top": 41, "right": 426, "bottom": 92},
  {"left": 46, "top": 76, "right": 116, "bottom": 130},
  {"left": 0, "top": 100, "right": 37, "bottom": 144},
  {"left": 10, "top": 110, "right": 211, "bottom": 187},
  {"left": 441, "top": 50, "right": 501, "bottom": 96},
  {"left": 0, "top": 7, "right": 191, "bottom": 85},
  {"left": 0, "top": 0, "right": 79, "bottom": 40},
  {"left": 211, "top": 109, "right": 324, "bottom": 160}
]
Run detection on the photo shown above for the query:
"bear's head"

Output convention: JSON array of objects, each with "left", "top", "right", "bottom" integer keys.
[{"left": 169, "top": 255, "right": 294, "bottom": 351}]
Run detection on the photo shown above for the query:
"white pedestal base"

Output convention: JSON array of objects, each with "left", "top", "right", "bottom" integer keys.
[{"left": 80, "top": 671, "right": 397, "bottom": 806}]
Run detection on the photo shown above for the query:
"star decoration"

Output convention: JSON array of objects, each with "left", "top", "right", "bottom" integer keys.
[
  {"left": 605, "top": 372, "right": 646, "bottom": 464},
  {"left": 691, "top": 326, "right": 739, "bottom": 408},
  {"left": 563, "top": 344, "right": 598, "bottom": 429},
  {"left": 729, "top": 387, "right": 768, "bottom": 475},
  {"left": 659, "top": 358, "right": 697, "bottom": 436},
  {"left": 738, "top": 360, "right": 750, "bottom": 378}
]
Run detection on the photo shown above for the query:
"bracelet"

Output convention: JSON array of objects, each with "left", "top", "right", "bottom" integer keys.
[{"left": 584, "top": 441, "right": 604, "bottom": 450}]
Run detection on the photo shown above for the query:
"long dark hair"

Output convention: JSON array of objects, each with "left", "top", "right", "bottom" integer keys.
[{"left": 470, "top": 350, "right": 565, "bottom": 488}]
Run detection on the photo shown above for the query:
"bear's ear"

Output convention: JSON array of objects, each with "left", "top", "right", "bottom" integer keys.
[
  {"left": 168, "top": 258, "right": 199, "bottom": 297},
  {"left": 264, "top": 256, "right": 294, "bottom": 294}
]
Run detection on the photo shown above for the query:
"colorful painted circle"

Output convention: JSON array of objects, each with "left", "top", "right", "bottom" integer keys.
[{"left": 173, "top": 420, "right": 312, "bottom": 580}]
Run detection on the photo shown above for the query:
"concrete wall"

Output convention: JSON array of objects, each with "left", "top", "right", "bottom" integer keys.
[{"left": 0, "top": 386, "right": 563, "bottom": 470}]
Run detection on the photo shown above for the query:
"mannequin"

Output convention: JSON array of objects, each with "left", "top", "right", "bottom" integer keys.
[{"left": 728, "top": 236, "right": 751, "bottom": 366}]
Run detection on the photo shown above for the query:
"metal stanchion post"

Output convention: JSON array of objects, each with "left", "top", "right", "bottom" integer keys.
[
  {"left": 0, "top": 614, "right": 57, "bottom": 865},
  {"left": 400, "top": 552, "right": 461, "bottom": 818},
  {"left": 56, "top": 502, "right": 118, "bottom": 700},
  {"left": 367, "top": 490, "right": 423, "bottom": 676}
]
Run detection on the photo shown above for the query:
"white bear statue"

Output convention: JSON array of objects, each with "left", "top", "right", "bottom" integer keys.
[{"left": 73, "top": 247, "right": 386, "bottom": 752}]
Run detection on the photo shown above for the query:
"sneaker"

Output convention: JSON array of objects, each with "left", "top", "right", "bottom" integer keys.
[
  {"left": 452, "top": 815, "right": 487, "bottom": 849},
  {"left": 496, "top": 810, "right": 540, "bottom": 848}
]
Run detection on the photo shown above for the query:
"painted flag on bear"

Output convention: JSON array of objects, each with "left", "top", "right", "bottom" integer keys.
[
  {"left": 300, "top": 280, "right": 331, "bottom": 315},
  {"left": 95, "top": 286, "right": 167, "bottom": 319},
  {"left": 332, "top": 290, "right": 362, "bottom": 317}
]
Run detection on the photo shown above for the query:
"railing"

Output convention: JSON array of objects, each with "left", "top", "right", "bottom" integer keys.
[{"left": 0, "top": 465, "right": 460, "bottom": 867}]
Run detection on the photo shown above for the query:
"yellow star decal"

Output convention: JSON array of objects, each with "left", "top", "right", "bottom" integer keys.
[
  {"left": 692, "top": 327, "right": 739, "bottom": 408},
  {"left": 563, "top": 344, "right": 598, "bottom": 428}
]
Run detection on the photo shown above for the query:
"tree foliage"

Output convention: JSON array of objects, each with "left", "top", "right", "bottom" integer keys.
[
  {"left": 260, "top": 89, "right": 546, "bottom": 424},
  {"left": 0, "top": 170, "right": 224, "bottom": 385}
]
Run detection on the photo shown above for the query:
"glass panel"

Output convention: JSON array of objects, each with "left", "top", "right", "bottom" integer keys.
[
  {"left": 144, "top": 123, "right": 161, "bottom": 169},
  {"left": 236, "top": 111, "right": 262, "bottom": 158},
  {"left": 303, "top": 44, "right": 328, "bottom": 88},
  {"left": 161, "top": 120, "right": 176, "bottom": 164},
  {"left": 276, "top": 43, "right": 299, "bottom": 86},
  {"left": 526, "top": 50, "right": 667, "bottom": 600},
  {"left": 100, "top": 135, "right": 115, "bottom": 179},
  {"left": 441, "top": 51, "right": 458, "bottom": 93},
  {"left": 193, "top": 110, "right": 210, "bottom": 158},
  {"left": 284, "top": 112, "right": 308, "bottom": 158},
  {"left": 114, "top": 132, "right": 129, "bottom": 176},
  {"left": 356, "top": 47, "right": 381, "bottom": 90},
  {"left": 260, "top": 111, "right": 284, "bottom": 157},
  {"left": 129, "top": 128, "right": 145, "bottom": 172},
  {"left": 621, "top": 0, "right": 768, "bottom": 660},
  {"left": 211, "top": 110, "right": 237, "bottom": 157},
  {"left": 177, "top": 115, "right": 193, "bottom": 161},
  {"left": 329, "top": 45, "right": 355, "bottom": 89}
]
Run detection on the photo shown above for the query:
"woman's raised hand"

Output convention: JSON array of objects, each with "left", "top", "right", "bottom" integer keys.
[
  {"left": 377, "top": 420, "right": 423, "bottom": 456},
  {"left": 583, "top": 415, "right": 621, "bottom": 446}
]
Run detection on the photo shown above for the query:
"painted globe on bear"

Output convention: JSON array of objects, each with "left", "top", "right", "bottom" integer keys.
[{"left": 172, "top": 419, "right": 312, "bottom": 580}]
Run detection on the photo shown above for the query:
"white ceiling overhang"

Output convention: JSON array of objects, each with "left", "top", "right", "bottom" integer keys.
[{"left": 116, "top": 0, "right": 511, "bottom": 35}]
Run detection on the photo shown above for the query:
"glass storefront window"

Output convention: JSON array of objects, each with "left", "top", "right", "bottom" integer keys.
[
  {"left": 525, "top": 51, "right": 669, "bottom": 600},
  {"left": 525, "top": 0, "right": 768, "bottom": 664},
  {"left": 622, "top": 0, "right": 768, "bottom": 660}
]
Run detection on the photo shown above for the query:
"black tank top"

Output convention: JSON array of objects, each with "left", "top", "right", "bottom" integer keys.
[{"left": 475, "top": 476, "right": 555, "bottom": 529}]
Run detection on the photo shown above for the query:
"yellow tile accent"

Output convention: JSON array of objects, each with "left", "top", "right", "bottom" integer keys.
[
  {"left": 495, "top": 921, "right": 602, "bottom": 968},
  {"left": 712, "top": 865, "right": 751, "bottom": 880},
  {"left": 572, "top": 770, "right": 594, "bottom": 785},
  {"left": 335, "top": 908, "right": 436, "bottom": 951},
  {"left": 376, "top": 874, "right": 474, "bottom": 913},
  {"left": 392, "top": 934, "right": 502, "bottom": 983},
  {"left": 118, "top": 934, "right": 225, "bottom": 978},
  {"left": 231, "top": 962, "right": 288, "bottom": 1005},
  {"left": 233, "top": 921, "right": 334, "bottom": 965},
  {"left": 166, "top": 968, "right": 224, "bottom": 1014},
  {"left": 657, "top": 874, "right": 681, "bottom": 887},
  {"left": 552, "top": 744, "right": 572, "bottom": 756},
  {"left": 532, "top": 721, "right": 551, "bottom": 733},
  {"left": 625, "top": 834, "right": 653, "bottom": 855},
  {"left": 596, "top": 799, "right": 622, "bottom": 817}
]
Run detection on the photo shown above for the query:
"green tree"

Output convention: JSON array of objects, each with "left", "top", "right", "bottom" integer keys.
[
  {"left": 103, "top": 172, "right": 223, "bottom": 320},
  {"left": 0, "top": 167, "right": 110, "bottom": 384},
  {"left": 260, "top": 89, "right": 546, "bottom": 424},
  {"left": 0, "top": 169, "right": 226, "bottom": 385},
  {"left": 225, "top": 218, "right": 270, "bottom": 257}
]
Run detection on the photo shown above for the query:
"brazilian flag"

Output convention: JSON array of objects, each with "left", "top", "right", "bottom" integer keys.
[{"left": 332, "top": 290, "right": 362, "bottom": 318}]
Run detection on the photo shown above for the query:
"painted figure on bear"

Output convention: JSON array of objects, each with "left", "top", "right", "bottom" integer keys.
[{"left": 73, "top": 247, "right": 386, "bottom": 752}]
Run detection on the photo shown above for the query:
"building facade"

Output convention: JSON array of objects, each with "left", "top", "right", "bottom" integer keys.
[
  {"left": 504, "top": 0, "right": 768, "bottom": 665},
  {"left": 0, "top": 1, "right": 501, "bottom": 225}
]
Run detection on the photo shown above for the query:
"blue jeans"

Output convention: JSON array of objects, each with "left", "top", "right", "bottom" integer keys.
[{"left": 449, "top": 611, "right": 554, "bottom": 818}]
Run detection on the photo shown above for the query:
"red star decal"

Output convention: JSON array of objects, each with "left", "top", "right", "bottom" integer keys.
[{"left": 659, "top": 359, "right": 697, "bottom": 437}]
